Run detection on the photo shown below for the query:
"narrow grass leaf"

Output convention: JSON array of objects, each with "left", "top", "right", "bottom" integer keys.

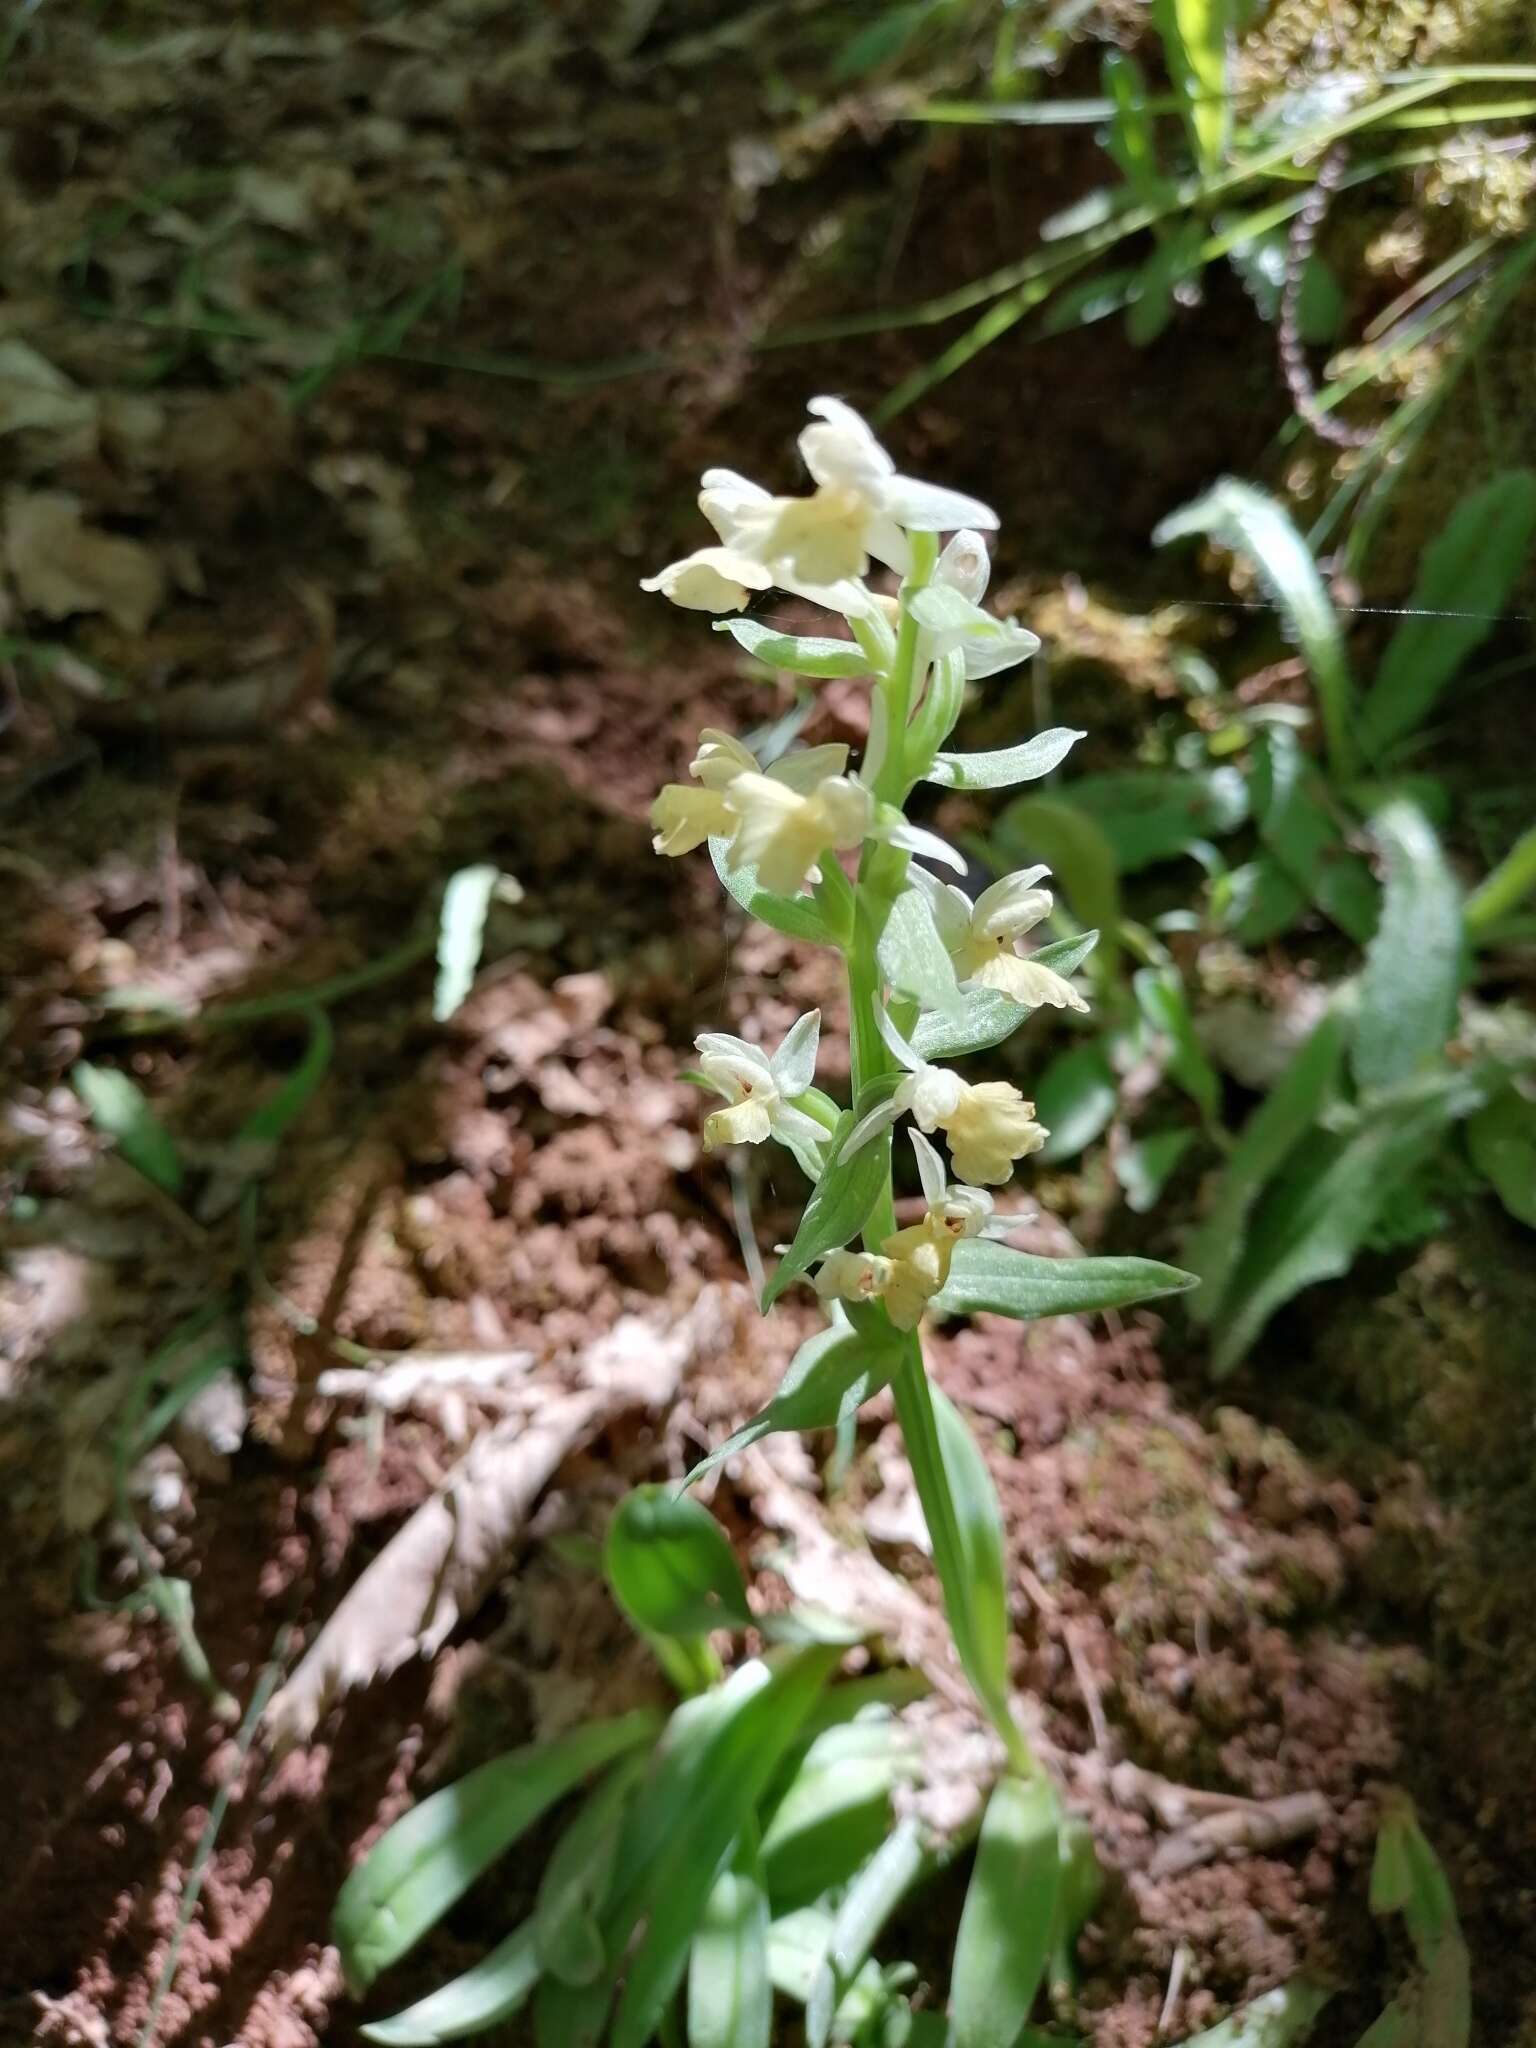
[
  {"left": 1359, "top": 470, "right": 1536, "bottom": 759},
  {"left": 72, "top": 1061, "right": 184, "bottom": 1197},
  {"left": 605, "top": 1485, "right": 752, "bottom": 1639},
  {"left": 878, "top": 885, "right": 965, "bottom": 1019},
  {"left": 334, "top": 1710, "right": 661, "bottom": 1992},
  {"left": 718, "top": 618, "right": 873, "bottom": 680},
  {"left": 927, "top": 727, "right": 1084, "bottom": 791},
  {"left": 765, "top": 1117, "right": 891, "bottom": 1308},
  {"left": 1152, "top": 0, "right": 1230, "bottom": 170},
  {"left": 432, "top": 864, "right": 502, "bottom": 1022},
  {"left": 711, "top": 836, "right": 834, "bottom": 946},
  {"left": 932, "top": 1240, "right": 1197, "bottom": 1321},
  {"left": 233, "top": 1006, "right": 333, "bottom": 1154},
  {"left": 950, "top": 1772, "right": 1062, "bottom": 2048},
  {"left": 806, "top": 1818, "right": 930, "bottom": 2048},
  {"left": 1352, "top": 801, "right": 1461, "bottom": 1095},
  {"left": 607, "top": 1646, "right": 843, "bottom": 2048},
  {"left": 688, "top": 1831, "right": 772, "bottom": 2048},
  {"left": 359, "top": 1921, "right": 541, "bottom": 2045}
]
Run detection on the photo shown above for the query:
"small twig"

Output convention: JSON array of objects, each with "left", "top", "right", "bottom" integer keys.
[{"left": 1158, "top": 1940, "right": 1192, "bottom": 2037}]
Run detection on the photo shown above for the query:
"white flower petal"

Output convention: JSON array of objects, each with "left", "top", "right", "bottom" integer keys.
[
  {"left": 936, "top": 529, "right": 992, "bottom": 604},
  {"left": 770, "top": 1008, "right": 822, "bottom": 1096},
  {"left": 877, "top": 818, "right": 968, "bottom": 873},
  {"left": 641, "top": 545, "right": 774, "bottom": 613},
  {"left": 972, "top": 870, "right": 1053, "bottom": 941},
  {"left": 880, "top": 475, "right": 999, "bottom": 532},
  {"left": 909, "top": 1128, "right": 950, "bottom": 1208},
  {"left": 801, "top": 397, "right": 895, "bottom": 490},
  {"left": 768, "top": 744, "right": 852, "bottom": 795}
]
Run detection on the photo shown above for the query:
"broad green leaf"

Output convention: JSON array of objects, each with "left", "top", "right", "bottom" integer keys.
[
  {"left": 433, "top": 864, "right": 501, "bottom": 1022},
  {"left": 1178, "top": 1979, "right": 1332, "bottom": 2045},
  {"left": 534, "top": 1750, "right": 648, "bottom": 1987},
  {"left": 689, "top": 1832, "right": 772, "bottom": 2048},
  {"left": 718, "top": 617, "right": 874, "bottom": 680},
  {"left": 605, "top": 1486, "right": 752, "bottom": 1640},
  {"left": 1359, "top": 470, "right": 1536, "bottom": 759},
  {"left": 990, "top": 797, "right": 1120, "bottom": 977},
  {"left": 930, "top": 1383, "right": 1013, "bottom": 1728},
  {"left": 1209, "top": 1071, "right": 1483, "bottom": 1376},
  {"left": 878, "top": 885, "right": 965, "bottom": 1019},
  {"left": 912, "top": 934, "right": 1099, "bottom": 1062},
  {"left": 1353, "top": 801, "right": 1461, "bottom": 1095},
  {"left": 1467, "top": 1084, "right": 1536, "bottom": 1228},
  {"left": 1035, "top": 1042, "right": 1119, "bottom": 1164},
  {"left": 768, "top": 1908, "right": 911, "bottom": 2040},
  {"left": 233, "top": 1005, "right": 333, "bottom": 1157},
  {"left": 931, "top": 1240, "right": 1198, "bottom": 1321},
  {"left": 359, "top": 1921, "right": 541, "bottom": 2045},
  {"left": 683, "top": 1316, "right": 900, "bottom": 1487},
  {"left": 1152, "top": 0, "right": 1230, "bottom": 171},
  {"left": 72, "top": 1061, "right": 183, "bottom": 1197},
  {"left": 806, "top": 1818, "right": 930, "bottom": 2048},
  {"left": 1134, "top": 965, "right": 1221, "bottom": 1125},
  {"left": 950, "top": 1772, "right": 1062, "bottom": 2048},
  {"left": 1155, "top": 482, "right": 1356, "bottom": 776},
  {"left": 532, "top": 1973, "right": 609, "bottom": 2048},
  {"left": 764, "top": 1116, "right": 891, "bottom": 1309},
  {"left": 1062, "top": 767, "right": 1248, "bottom": 872},
  {"left": 711, "top": 835, "right": 834, "bottom": 947},
  {"left": 606, "top": 1646, "right": 843, "bottom": 2048},
  {"left": 334, "top": 1710, "right": 661, "bottom": 1992},
  {"left": 1247, "top": 726, "right": 1377, "bottom": 941},
  {"left": 1181, "top": 999, "right": 1351, "bottom": 1323},
  {"left": 1114, "top": 1128, "right": 1196, "bottom": 1212},
  {"left": 760, "top": 1723, "right": 909, "bottom": 1911},
  {"left": 927, "top": 726, "right": 1083, "bottom": 791},
  {"left": 1102, "top": 50, "right": 1160, "bottom": 203}
]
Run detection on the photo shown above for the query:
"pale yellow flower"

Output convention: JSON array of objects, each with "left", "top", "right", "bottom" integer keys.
[
  {"left": 651, "top": 784, "right": 738, "bottom": 857},
  {"left": 640, "top": 545, "right": 773, "bottom": 614},
  {"left": 938, "top": 1080, "right": 1047, "bottom": 1186},
  {"left": 814, "top": 1249, "right": 894, "bottom": 1305},
  {"left": 933, "top": 869, "right": 1091, "bottom": 1015},
  {"left": 726, "top": 770, "right": 872, "bottom": 897}
]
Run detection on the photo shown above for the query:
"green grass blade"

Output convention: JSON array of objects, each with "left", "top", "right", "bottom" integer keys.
[
  {"left": 359, "top": 1921, "right": 542, "bottom": 2045},
  {"left": 928, "top": 1384, "right": 1013, "bottom": 1735},
  {"left": 334, "top": 1709, "right": 661, "bottom": 1992},
  {"left": 233, "top": 1006, "right": 333, "bottom": 1153},
  {"left": 72, "top": 1061, "right": 184, "bottom": 1197},
  {"left": 950, "top": 1772, "right": 1062, "bottom": 2048}
]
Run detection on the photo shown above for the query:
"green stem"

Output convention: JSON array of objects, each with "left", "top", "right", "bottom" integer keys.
[{"left": 1466, "top": 825, "right": 1536, "bottom": 940}]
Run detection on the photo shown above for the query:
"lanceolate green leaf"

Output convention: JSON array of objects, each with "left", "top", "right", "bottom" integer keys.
[
  {"left": 334, "top": 1710, "right": 661, "bottom": 1993},
  {"left": 1178, "top": 1979, "right": 1332, "bottom": 2045},
  {"left": 1352, "top": 801, "right": 1461, "bottom": 1096},
  {"left": 1248, "top": 726, "right": 1377, "bottom": 941},
  {"left": 764, "top": 1116, "right": 891, "bottom": 1308},
  {"left": 711, "top": 836, "right": 834, "bottom": 946},
  {"left": 1209, "top": 1071, "right": 1484, "bottom": 1376},
  {"left": 359, "top": 1921, "right": 542, "bottom": 2045},
  {"left": 927, "top": 726, "right": 1084, "bottom": 791},
  {"left": 532, "top": 1973, "right": 610, "bottom": 2048},
  {"left": 805, "top": 1818, "right": 931, "bottom": 2048},
  {"left": 1155, "top": 481, "right": 1356, "bottom": 776},
  {"left": 688, "top": 1832, "right": 772, "bottom": 2048},
  {"left": 1359, "top": 470, "right": 1536, "bottom": 760},
  {"left": 718, "top": 617, "right": 875, "bottom": 680},
  {"left": 950, "top": 1772, "right": 1062, "bottom": 2048},
  {"left": 760, "top": 1722, "right": 910, "bottom": 1910},
  {"left": 1467, "top": 1084, "right": 1536, "bottom": 1229},
  {"left": 682, "top": 1316, "right": 900, "bottom": 1488},
  {"left": 931, "top": 1240, "right": 1197, "bottom": 1321},
  {"left": 1102, "top": 50, "right": 1161, "bottom": 203},
  {"left": 605, "top": 1486, "right": 752, "bottom": 1639},
  {"left": 1035, "top": 1041, "right": 1119, "bottom": 1164},
  {"left": 606, "top": 1646, "right": 843, "bottom": 2048},
  {"left": 930, "top": 1385, "right": 1012, "bottom": 1734},
  {"left": 534, "top": 1751, "right": 649, "bottom": 1988},
  {"left": 1134, "top": 965, "right": 1222, "bottom": 1126},
  {"left": 878, "top": 884, "right": 965, "bottom": 1019},
  {"left": 233, "top": 1005, "right": 333, "bottom": 1154},
  {"left": 1062, "top": 766, "right": 1248, "bottom": 872},
  {"left": 1185, "top": 1000, "right": 1352, "bottom": 1321},
  {"left": 72, "top": 1061, "right": 184, "bottom": 1198}
]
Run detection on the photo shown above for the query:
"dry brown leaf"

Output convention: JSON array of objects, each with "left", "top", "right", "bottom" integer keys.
[
  {"left": 261, "top": 1288, "right": 733, "bottom": 1750},
  {"left": 3, "top": 489, "right": 166, "bottom": 634}
]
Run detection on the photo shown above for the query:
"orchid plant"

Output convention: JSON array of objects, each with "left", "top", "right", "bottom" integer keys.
[{"left": 646, "top": 395, "right": 1196, "bottom": 2035}]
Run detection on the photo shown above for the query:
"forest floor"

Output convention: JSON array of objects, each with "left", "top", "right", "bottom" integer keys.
[{"left": 3, "top": 8, "right": 1535, "bottom": 2048}]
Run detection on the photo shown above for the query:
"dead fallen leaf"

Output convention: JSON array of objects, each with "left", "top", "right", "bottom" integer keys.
[{"left": 4, "top": 489, "right": 166, "bottom": 635}]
